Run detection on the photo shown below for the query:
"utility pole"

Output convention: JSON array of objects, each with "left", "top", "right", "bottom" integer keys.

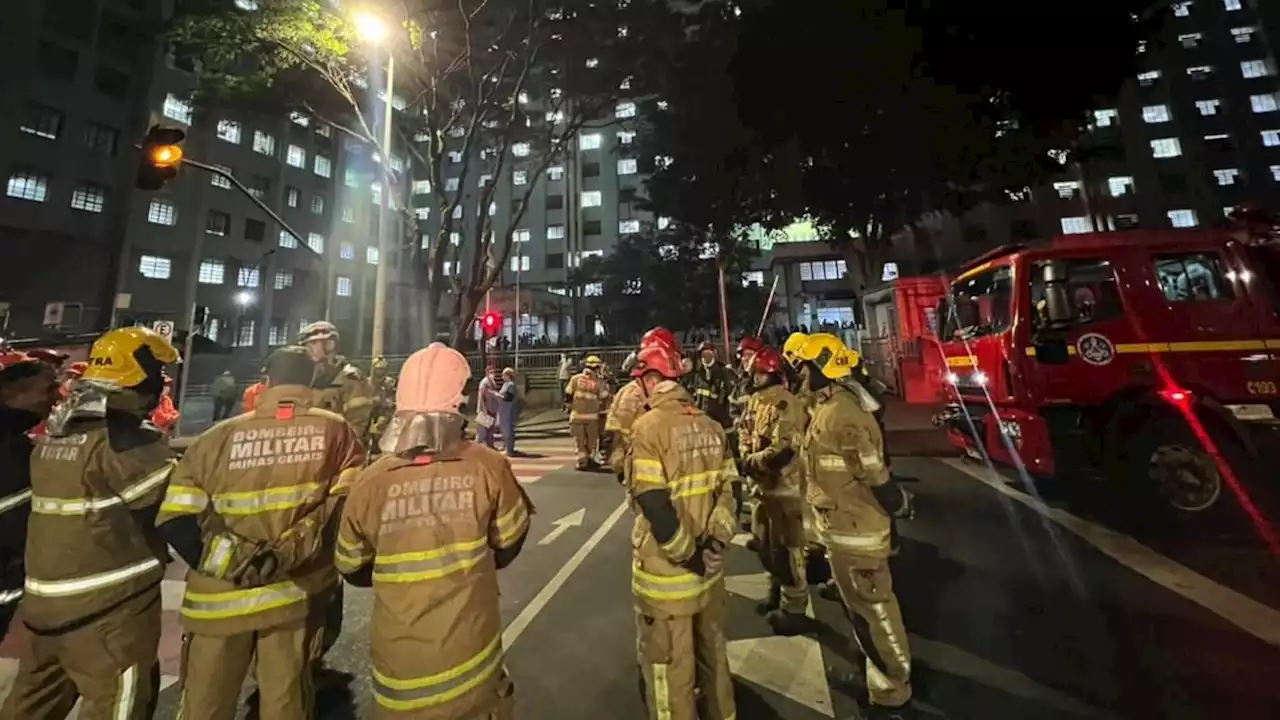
[{"left": 370, "top": 51, "right": 396, "bottom": 359}]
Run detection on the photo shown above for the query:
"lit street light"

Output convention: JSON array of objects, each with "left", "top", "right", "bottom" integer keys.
[
  {"left": 354, "top": 9, "right": 396, "bottom": 360},
  {"left": 353, "top": 11, "right": 387, "bottom": 42},
  {"left": 234, "top": 291, "right": 255, "bottom": 307}
]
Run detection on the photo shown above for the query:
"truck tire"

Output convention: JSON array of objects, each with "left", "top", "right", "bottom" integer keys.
[{"left": 1123, "top": 414, "right": 1242, "bottom": 525}]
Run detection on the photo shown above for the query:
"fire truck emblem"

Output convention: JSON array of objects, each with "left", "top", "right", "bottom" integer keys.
[{"left": 1076, "top": 333, "right": 1115, "bottom": 366}]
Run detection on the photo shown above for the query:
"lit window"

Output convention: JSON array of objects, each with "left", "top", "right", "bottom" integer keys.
[
  {"left": 232, "top": 320, "right": 256, "bottom": 348},
  {"left": 514, "top": 229, "right": 531, "bottom": 243},
  {"left": 1272, "top": 165, "right": 1280, "bottom": 182},
  {"left": 268, "top": 322, "right": 288, "bottom": 346},
  {"left": 1224, "top": 0, "right": 1242, "bottom": 9},
  {"left": 342, "top": 206, "right": 355, "bottom": 223},
  {"left": 235, "top": 0, "right": 259, "bottom": 9},
  {"left": 479, "top": 174, "right": 492, "bottom": 187},
  {"left": 656, "top": 100, "right": 669, "bottom": 111},
  {"left": 617, "top": 131, "right": 637, "bottom": 145},
  {"left": 584, "top": 282, "right": 603, "bottom": 296},
  {"left": 620, "top": 76, "right": 632, "bottom": 90},
  {"left": 450, "top": 232, "right": 461, "bottom": 245},
  {"left": 279, "top": 230, "right": 297, "bottom": 248},
  {"left": 445, "top": 177, "right": 459, "bottom": 191},
  {"left": 615, "top": 101, "right": 637, "bottom": 119},
  {"left": 619, "top": 219, "right": 640, "bottom": 234},
  {"left": 198, "top": 259, "right": 225, "bottom": 284},
  {"left": 163, "top": 94, "right": 193, "bottom": 124},
  {"left": 1186, "top": 65, "right": 1213, "bottom": 80},
  {"left": 585, "top": 57, "right": 599, "bottom": 68},
  {"left": 448, "top": 151, "right": 463, "bottom": 163},
  {"left": 1251, "top": 93, "right": 1278, "bottom": 113},
  {"left": 570, "top": 250, "right": 603, "bottom": 267},
  {"left": 1060, "top": 217, "right": 1093, "bottom": 235},
  {"left": 289, "top": 111, "right": 309, "bottom": 127},
  {"left": 1092, "top": 109, "right": 1118, "bottom": 127},
  {"left": 1053, "top": 181, "right": 1081, "bottom": 199},
  {"left": 1241, "top": 59, "right": 1275, "bottom": 79},
  {"left": 313, "top": 155, "right": 332, "bottom": 178},
  {"left": 1142, "top": 105, "right": 1171, "bottom": 123},
  {"left": 1196, "top": 99, "right": 1221, "bottom": 116},
  {"left": 1150, "top": 138, "right": 1183, "bottom": 158},
  {"left": 617, "top": 158, "right": 638, "bottom": 175},
  {"left": 207, "top": 212, "right": 229, "bottom": 236},
  {"left": 487, "top": 201, "right": 497, "bottom": 216},
  {"left": 1179, "top": 33, "right": 1203, "bottom": 49},
  {"left": 70, "top": 183, "right": 107, "bottom": 213},
  {"left": 509, "top": 255, "right": 531, "bottom": 272},
  {"left": 237, "top": 265, "right": 260, "bottom": 287},
  {"left": 581, "top": 191, "right": 602, "bottom": 208},
  {"left": 657, "top": 216, "right": 672, "bottom": 230},
  {"left": 336, "top": 276, "right": 353, "bottom": 297},
  {"left": 412, "top": 206, "right": 428, "bottom": 220},
  {"left": 138, "top": 255, "right": 171, "bottom": 279},
  {"left": 340, "top": 242, "right": 355, "bottom": 260},
  {"left": 1232, "top": 26, "right": 1258, "bottom": 43},
  {"left": 442, "top": 262, "right": 454, "bottom": 276},
  {"left": 252, "top": 131, "right": 275, "bottom": 156},
  {"left": 1137, "top": 70, "right": 1161, "bottom": 86},
  {"left": 286, "top": 145, "right": 305, "bottom": 168},
  {"left": 147, "top": 199, "right": 178, "bottom": 225},
  {"left": 364, "top": 246, "right": 379, "bottom": 265},
  {"left": 548, "top": 166, "right": 565, "bottom": 181},
  {"left": 6, "top": 169, "right": 48, "bottom": 202},
  {"left": 1213, "top": 168, "right": 1241, "bottom": 186},
  {"left": 413, "top": 180, "right": 432, "bottom": 194},
  {"left": 1168, "top": 209, "right": 1198, "bottom": 228},
  {"left": 655, "top": 155, "right": 674, "bottom": 169},
  {"left": 1263, "top": 130, "right": 1280, "bottom": 147},
  {"left": 513, "top": 170, "right": 528, "bottom": 185},
  {"left": 580, "top": 133, "right": 602, "bottom": 150},
  {"left": 741, "top": 270, "right": 764, "bottom": 287},
  {"left": 286, "top": 187, "right": 300, "bottom": 207},
  {"left": 452, "top": 205, "right": 463, "bottom": 219},
  {"left": 512, "top": 142, "right": 531, "bottom": 157},
  {"left": 1172, "top": 2, "right": 1190, "bottom": 17},
  {"left": 217, "top": 120, "right": 241, "bottom": 143},
  {"left": 20, "top": 104, "right": 62, "bottom": 139},
  {"left": 546, "top": 110, "right": 564, "bottom": 124},
  {"left": 311, "top": 194, "right": 324, "bottom": 214},
  {"left": 447, "top": 126, "right": 465, "bottom": 138},
  {"left": 547, "top": 224, "right": 566, "bottom": 240},
  {"left": 1108, "top": 176, "right": 1135, "bottom": 197},
  {"left": 307, "top": 233, "right": 324, "bottom": 254},
  {"left": 518, "top": 91, "right": 530, "bottom": 104}
]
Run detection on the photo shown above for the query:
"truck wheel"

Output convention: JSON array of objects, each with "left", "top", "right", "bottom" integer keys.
[{"left": 1125, "top": 417, "right": 1229, "bottom": 518}]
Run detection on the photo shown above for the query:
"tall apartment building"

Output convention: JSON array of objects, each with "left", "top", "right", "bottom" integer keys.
[{"left": 886, "top": 0, "right": 1280, "bottom": 278}]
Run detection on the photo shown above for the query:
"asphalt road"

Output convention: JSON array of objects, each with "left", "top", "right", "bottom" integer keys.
[{"left": 7, "top": 427, "right": 1279, "bottom": 719}]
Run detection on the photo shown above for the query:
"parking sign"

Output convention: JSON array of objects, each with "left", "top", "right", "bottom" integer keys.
[{"left": 152, "top": 320, "right": 175, "bottom": 343}]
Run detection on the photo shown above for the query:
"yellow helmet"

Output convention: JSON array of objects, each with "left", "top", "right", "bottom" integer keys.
[
  {"left": 788, "top": 332, "right": 853, "bottom": 380},
  {"left": 82, "top": 327, "right": 180, "bottom": 389},
  {"left": 584, "top": 355, "right": 602, "bottom": 367},
  {"left": 781, "top": 332, "right": 808, "bottom": 365}
]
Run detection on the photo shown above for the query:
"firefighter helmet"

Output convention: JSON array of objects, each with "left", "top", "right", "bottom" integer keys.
[
  {"left": 66, "top": 361, "right": 88, "bottom": 377},
  {"left": 82, "top": 327, "right": 180, "bottom": 389},
  {"left": 751, "top": 347, "right": 784, "bottom": 375},
  {"left": 630, "top": 344, "right": 683, "bottom": 379},
  {"left": 297, "top": 320, "right": 340, "bottom": 344},
  {"left": 787, "top": 332, "right": 853, "bottom": 380},
  {"left": 584, "top": 355, "right": 603, "bottom": 368},
  {"left": 737, "top": 336, "right": 764, "bottom": 355},
  {"left": 781, "top": 332, "right": 809, "bottom": 365},
  {"left": 0, "top": 350, "right": 37, "bottom": 378},
  {"left": 27, "top": 348, "right": 69, "bottom": 366},
  {"left": 641, "top": 327, "right": 681, "bottom": 354},
  {"left": 397, "top": 342, "right": 471, "bottom": 413}
]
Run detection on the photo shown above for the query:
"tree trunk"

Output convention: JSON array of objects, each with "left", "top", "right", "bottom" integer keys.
[{"left": 449, "top": 290, "right": 483, "bottom": 348}]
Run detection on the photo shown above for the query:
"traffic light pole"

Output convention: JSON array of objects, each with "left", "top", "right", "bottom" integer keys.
[{"left": 180, "top": 159, "right": 315, "bottom": 257}]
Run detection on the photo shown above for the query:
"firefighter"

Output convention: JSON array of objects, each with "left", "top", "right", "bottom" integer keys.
[
  {"left": 738, "top": 346, "right": 811, "bottom": 636},
  {"left": 298, "top": 321, "right": 375, "bottom": 438},
  {"left": 1, "top": 327, "right": 178, "bottom": 719},
  {"left": 367, "top": 357, "right": 397, "bottom": 451},
  {"left": 564, "top": 355, "right": 610, "bottom": 470},
  {"left": 786, "top": 332, "right": 915, "bottom": 719},
  {"left": 627, "top": 339, "right": 737, "bottom": 720},
  {"left": 604, "top": 328, "right": 682, "bottom": 480},
  {"left": 335, "top": 342, "right": 532, "bottom": 718},
  {"left": 0, "top": 349, "right": 59, "bottom": 642},
  {"left": 689, "top": 341, "right": 734, "bottom": 429},
  {"left": 728, "top": 336, "right": 764, "bottom": 530},
  {"left": 156, "top": 345, "right": 365, "bottom": 720}
]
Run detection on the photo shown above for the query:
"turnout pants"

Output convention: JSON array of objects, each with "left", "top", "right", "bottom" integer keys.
[
  {"left": 177, "top": 615, "right": 324, "bottom": 720},
  {"left": 754, "top": 495, "right": 808, "bottom": 614},
  {"left": 0, "top": 590, "right": 161, "bottom": 720},
  {"left": 635, "top": 586, "right": 735, "bottom": 720},
  {"left": 828, "top": 551, "right": 912, "bottom": 708},
  {"left": 569, "top": 419, "right": 599, "bottom": 468}
]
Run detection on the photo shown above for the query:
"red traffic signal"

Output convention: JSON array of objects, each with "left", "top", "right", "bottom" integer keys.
[{"left": 480, "top": 312, "right": 502, "bottom": 337}]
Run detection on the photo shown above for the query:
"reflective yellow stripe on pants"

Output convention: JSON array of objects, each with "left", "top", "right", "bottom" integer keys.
[
  {"left": 372, "top": 634, "right": 504, "bottom": 712},
  {"left": 632, "top": 565, "right": 722, "bottom": 603},
  {"left": 181, "top": 579, "right": 309, "bottom": 621},
  {"left": 24, "top": 557, "right": 162, "bottom": 598}
]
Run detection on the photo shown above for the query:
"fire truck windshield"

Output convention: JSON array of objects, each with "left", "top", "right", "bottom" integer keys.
[{"left": 942, "top": 265, "right": 1013, "bottom": 340}]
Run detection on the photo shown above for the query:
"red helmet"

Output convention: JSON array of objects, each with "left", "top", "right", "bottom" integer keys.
[
  {"left": 28, "top": 348, "right": 69, "bottom": 366},
  {"left": 737, "top": 336, "right": 764, "bottom": 355},
  {"left": 641, "top": 327, "right": 682, "bottom": 354},
  {"left": 0, "top": 350, "right": 36, "bottom": 373},
  {"left": 751, "top": 347, "right": 783, "bottom": 374},
  {"left": 630, "top": 344, "right": 684, "bottom": 379},
  {"left": 66, "top": 361, "right": 88, "bottom": 377}
]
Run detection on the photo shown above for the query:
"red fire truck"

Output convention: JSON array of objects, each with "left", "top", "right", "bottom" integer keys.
[{"left": 932, "top": 227, "right": 1280, "bottom": 521}]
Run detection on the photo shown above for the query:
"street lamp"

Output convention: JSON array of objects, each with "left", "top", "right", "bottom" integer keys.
[
  {"left": 354, "top": 10, "right": 396, "bottom": 360},
  {"left": 234, "top": 291, "right": 255, "bottom": 307}
]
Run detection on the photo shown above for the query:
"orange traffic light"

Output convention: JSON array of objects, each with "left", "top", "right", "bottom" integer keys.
[
  {"left": 480, "top": 312, "right": 502, "bottom": 337},
  {"left": 136, "top": 125, "right": 187, "bottom": 191},
  {"left": 149, "top": 144, "right": 184, "bottom": 168}
]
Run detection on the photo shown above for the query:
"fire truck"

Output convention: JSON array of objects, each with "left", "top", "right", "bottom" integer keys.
[{"left": 932, "top": 226, "right": 1280, "bottom": 521}]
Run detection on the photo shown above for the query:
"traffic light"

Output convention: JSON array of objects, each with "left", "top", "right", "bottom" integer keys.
[
  {"left": 480, "top": 312, "right": 502, "bottom": 338},
  {"left": 136, "top": 125, "right": 187, "bottom": 191}
]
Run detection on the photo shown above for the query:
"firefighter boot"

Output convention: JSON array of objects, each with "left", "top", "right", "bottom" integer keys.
[
  {"left": 756, "top": 581, "right": 781, "bottom": 616},
  {"left": 765, "top": 609, "right": 811, "bottom": 637}
]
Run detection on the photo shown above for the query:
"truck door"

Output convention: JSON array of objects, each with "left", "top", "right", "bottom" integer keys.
[{"left": 1236, "top": 243, "right": 1280, "bottom": 397}]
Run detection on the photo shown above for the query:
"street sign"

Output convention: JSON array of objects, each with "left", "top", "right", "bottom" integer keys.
[{"left": 152, "top": 320, "right": 175, "bottom": 342}]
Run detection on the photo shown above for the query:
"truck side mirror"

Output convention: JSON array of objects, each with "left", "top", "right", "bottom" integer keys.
[
  {"left": 1032, "top": 337, "right": 1071, "bottom": 364},
  {"left": 1041, "top": 261, "right": 1074, "bottom": 324}
]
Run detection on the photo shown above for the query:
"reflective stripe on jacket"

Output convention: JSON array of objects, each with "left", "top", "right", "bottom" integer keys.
[
  {"left": 565, "top": 372, "right": 609, "bottom": 421},
  {"left": 20, "top": 419, "right": 173, "bottom": 631},
  {"left": 627, "top": 382, "right": 737, "bottom": 617},
  {"left": 157, "top": 385, "right": 365, "bottom": 635},
  {"left": 336, "top": 437, "right": 532, "bottom": 716}
]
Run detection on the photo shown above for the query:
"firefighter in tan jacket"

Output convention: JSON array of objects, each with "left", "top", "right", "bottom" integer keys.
[
  {"left": 627, "top": 340, "right": 737, "bottom": 720},
  {"left": 786, "top": 333, "right": 915, "bottom": 719},
  {"left": 335, "top": 343, "right": 532, "bottom": 718},
  {"left": 605, "top": 328, "right": 683, "bottom": 479},
  {"left": 1, "top": 327, "right": 179, "bottom": 719},
  {"left": 564, "top": 355, "right": 610, "bottom": 469},
  {"left": 299, "top": 321, "right": 375, "bottom": 438},
  {"left": 738, "top": 346, "right": 812, "bottom": 636},
  {"left": 156, "top": 346, "right": 365, "bottom": 720}
]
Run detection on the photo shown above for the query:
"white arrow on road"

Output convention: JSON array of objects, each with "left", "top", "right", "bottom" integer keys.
[{"left": 538, "top": 508, "right": 586, "bottom": 546}]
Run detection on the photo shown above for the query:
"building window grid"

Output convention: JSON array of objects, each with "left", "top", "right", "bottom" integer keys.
[
  {"left": 6, "top": 169, "right": 49, "bottom": 202},
  {"left": 279, "top": 230, "right": 298, "bottom": 248},
  {"left": 147, "top": 199, "right": 178, "bottom": 225},
  {"left": 233, "top": 320, "right": 256, "bottom": 348},
  {"left": 212, "top": 166, "right": 233, "bottom": 189},
  {"left": 286, "top": 145, "right": 306, "bottom": 167},
  {"left": 198, "top": 260, "right": 225, "bottom": 284},
  {"left": 237, "top": 265, "right": 260, "bottom": 287},
  {"left": 20, "top": 104, "right": 63, "bottom": 139},
  {"left": 70, "top": 183, "right": 107, "bottom": 213},
  {"left": 307, "top": 233, "right": 325, "bottom": 254},
  {"left": 336, "top": 276, "right": 353, "bottom": 296},
  {"left": 252, "top": 131, "right": 276, "bottom": 156},
  {"left": 797, "top": 260, "right": 848, "bottom": 281},
  {"left": 217, "top": 120, "right": 242, "bottom": 143},
  {"left": 1213, "top": 168, "right": 1241, "bottom": 186},
  {"left": 274, "top": 270, "right": 293, "bottom": 289},
  {"left": 163, "top": 94, "right": 193, "bottom": 124},
  {"left": 138, "top": 255, "right": 171, "bottom": 279}
]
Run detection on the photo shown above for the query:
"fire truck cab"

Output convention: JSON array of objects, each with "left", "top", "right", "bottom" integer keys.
[{"left": 933, "top": 228, "right": 1280, "bottom": 519}]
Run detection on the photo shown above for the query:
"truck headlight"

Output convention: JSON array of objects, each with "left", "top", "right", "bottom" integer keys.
[
  {"left": 971, "top": 370, "right": 988, "bottom": 387},
  {"left": 945, "top": 372, "right": 960, "bottom": 385},
  {"left": 999, "top": 420, "right": 1021, "bottom": 441}
]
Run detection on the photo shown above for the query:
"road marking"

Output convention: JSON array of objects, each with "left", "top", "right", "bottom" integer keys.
[
  {"left": 503, "top": 500, "right": 630, "bottom": 649},
  {"left": 538, "top": 508, "right": 586, "bottom": 546},
  {"left": 944, "top": 458, "right": 1280, "bottom": 647}
]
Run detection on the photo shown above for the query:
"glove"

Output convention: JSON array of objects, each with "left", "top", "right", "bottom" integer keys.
[
  {"left": 682, "top": 537, "right": 726, "bottom": 577},
  {"left": 233, "top": 548, "right": 283, "bottom": 588}
]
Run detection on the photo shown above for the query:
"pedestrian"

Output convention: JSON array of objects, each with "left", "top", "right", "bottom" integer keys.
[
  {"left": 475, "top": 367, "right": 500, "bottom": 448},
  {"left": 2, "top": 327, "right": 178, "bottom": 719},
  {"left": 0, "top": 348, "right": 59, "bottom": 643},
  {"left": 626, "top": 336, "right": 737, "bottom": 720},
  {"left": 211, "top": 370, "right": 237, "bottom": 421},
  {"left": 336, "top": 342, "right": 531, "bottom": 718},
  {"left": 564, "top": 356, "right": 610, "bottom": 470},
  {"left": 786, "top": 332, "right": 916, "bottom": 720},
  {"left": 556, "top": 352, "right": 573, "bottom": 405},
  {"left": 497, "top": 366, "right": 520, "bottom": 456},
  {"left": 150, "top": 374, "right": 181, "bottom": 435},
  {"left": 155, "top": 345, "right": 365, "bottom": 720}
]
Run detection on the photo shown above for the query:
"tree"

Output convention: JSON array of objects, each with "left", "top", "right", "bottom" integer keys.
[
  {"left": 578, "top": 227, "right": 766, "bottom": 341},
  {"left": 169, "top": 0, "right": 688, "bottom": 344}
]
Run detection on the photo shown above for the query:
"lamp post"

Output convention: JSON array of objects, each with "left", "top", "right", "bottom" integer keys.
[{"left": 355, "top": 11, "right": 395, "bottom": 360}]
